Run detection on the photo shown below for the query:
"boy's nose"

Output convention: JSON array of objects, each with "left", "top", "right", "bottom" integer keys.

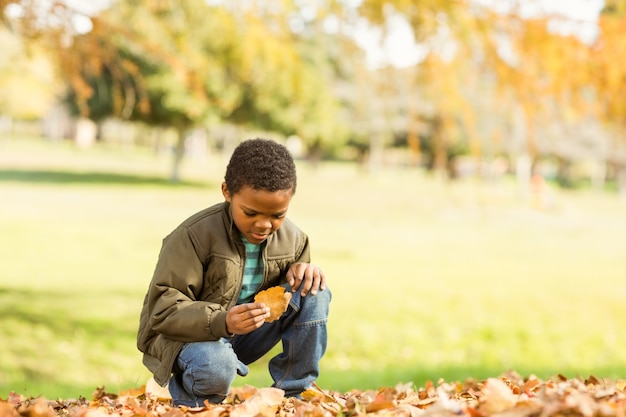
[{"left": 255, "top": 218, "right": 272, "bottom": 229}]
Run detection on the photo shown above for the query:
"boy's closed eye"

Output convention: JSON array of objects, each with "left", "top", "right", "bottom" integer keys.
[{"left": 244, "top": 210, "right": 286, "bottom": 219}]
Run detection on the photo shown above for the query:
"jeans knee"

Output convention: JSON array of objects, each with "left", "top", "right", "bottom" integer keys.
[
  {"left": 295, "top": 287, "right": 331, "bottom": 323},
  {"left": 307, "top": 286, "right": 332, "bottom": 308},
  {"left": 320, "top": 287, "right": 332, "bottom": 303},
  {"left": 178, "top": 341, "right": 239, "bottom": 397},
  {"left": 189, "top": 364, "right": 235, "bottom": 396}
]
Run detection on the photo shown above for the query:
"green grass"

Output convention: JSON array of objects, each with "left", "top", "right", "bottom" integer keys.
[{"left": 1, "top": 136, "right": 626, "bottom": 399}]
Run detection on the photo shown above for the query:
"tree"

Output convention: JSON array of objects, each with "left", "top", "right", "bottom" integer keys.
[
  {"left": 351, "top": 0, "right": 496, "bottom": 176},
  {"left": 65, "top": 0, "right": 247, "bottom": 181},
  {"left": 0, "top": 19, "right": 58, "bottom": 120},
  {"left": 353, "top": 0, "right": 626, "bottom": 195},
  {"left": 589, "top": 3, "right": 626, "bottom": 195},
  {"left": 1, "top": 0, "right": 350, "bottom": 179}
]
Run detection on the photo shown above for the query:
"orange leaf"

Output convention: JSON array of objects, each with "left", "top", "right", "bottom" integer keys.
[
  {"left": 254, "top": 286, "right": 291, "bottom": 322},
  {"left": 119, "top": 386, "right": 145, "bottom": 397}
]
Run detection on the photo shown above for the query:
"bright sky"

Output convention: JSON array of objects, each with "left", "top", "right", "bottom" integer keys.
[
  {"left": 355, "top": 0, "right": 605, "bottom": 68},
  {"left": 6, "top": 0, "right": 605, "bottom": 70}
]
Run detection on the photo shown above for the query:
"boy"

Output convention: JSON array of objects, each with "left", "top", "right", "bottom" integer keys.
[{"left": 137, "top": 138, "right": 331, "bottom": 407}]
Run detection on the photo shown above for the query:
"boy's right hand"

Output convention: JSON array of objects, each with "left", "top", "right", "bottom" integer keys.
[{"left": 225, "top": 303, "right": 271, "bottom": 335}]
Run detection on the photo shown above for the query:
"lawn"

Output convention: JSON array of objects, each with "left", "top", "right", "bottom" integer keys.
[{"left": 1, "top": 136, "right": 625, "bottom": 400}]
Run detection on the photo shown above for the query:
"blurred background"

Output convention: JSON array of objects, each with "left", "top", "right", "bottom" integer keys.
[{"left": 1, "top": 0, "right": 625, "bottom": 400}]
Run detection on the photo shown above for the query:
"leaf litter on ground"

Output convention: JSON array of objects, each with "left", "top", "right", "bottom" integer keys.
[{"left": 3, "top": 371, "right": 626, "bottom": 417}]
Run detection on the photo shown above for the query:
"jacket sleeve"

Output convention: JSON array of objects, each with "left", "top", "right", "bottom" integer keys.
[{"left": 146, "top": 225, "right": 230, "bottom": 342}]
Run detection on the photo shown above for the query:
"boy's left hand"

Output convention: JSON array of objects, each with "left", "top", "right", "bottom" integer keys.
[{"left": 286, "top": 262, "right": 326, "bottom": 297}]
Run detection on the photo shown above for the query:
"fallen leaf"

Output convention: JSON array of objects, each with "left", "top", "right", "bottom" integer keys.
[
  {"left": 229, "top": 387, "right": 284, "bottom": 417},
  {"left": 0, "top": 402, "right": 19, "bottom": 417},
  {"left": 118, "top": 385, "right": 145, "bottom": 398},
  {"left": 479, "top": 378, "right": 517, "bottom": 414},
  {"left": 145, "top": 377, "right": 172, "bottom": 401},
  {"left": 7, "top": 372, "right": 626, "bottom": 417},
  {"left": 226, "top": 385, "right": 260, "bottom": 403},
  {"left": 254, "top": 286, "right": 292, "bottom": 322}
]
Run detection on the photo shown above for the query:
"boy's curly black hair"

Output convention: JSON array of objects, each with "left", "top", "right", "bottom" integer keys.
[{"left": 224, "top": 138, "right": 297, "bottom": 195}]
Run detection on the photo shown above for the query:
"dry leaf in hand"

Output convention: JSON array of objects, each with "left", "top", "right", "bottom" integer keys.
[{"left": 254, "top": 286, "right": 292, "bottom": 322}]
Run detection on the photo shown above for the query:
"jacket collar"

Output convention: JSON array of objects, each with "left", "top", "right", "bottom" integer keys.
[{"left": 222, "top": 201, "right": 238, "bottom": 242}]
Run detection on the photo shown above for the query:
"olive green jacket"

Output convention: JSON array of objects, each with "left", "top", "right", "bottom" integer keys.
[{"left": 137, "top": 202, "right": 310, "bottom": 386}]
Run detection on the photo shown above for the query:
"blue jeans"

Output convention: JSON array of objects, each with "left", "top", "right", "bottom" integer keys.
[{"left": 168, "top": 284, "right": 331, "bottom": 407}]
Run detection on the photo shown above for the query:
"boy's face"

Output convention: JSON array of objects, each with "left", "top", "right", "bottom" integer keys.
[{"left": 222, "top": 183, "right": 293, "bottom": 244}]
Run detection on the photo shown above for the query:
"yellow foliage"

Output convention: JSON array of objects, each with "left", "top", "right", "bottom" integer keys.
[{"left": 0, "top": 33, "right": 58, "bottom": 118}]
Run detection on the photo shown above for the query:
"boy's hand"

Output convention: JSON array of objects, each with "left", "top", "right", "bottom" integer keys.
[
  {"left": 286, "top": 262, "right": 326, "bottom": 297},
  {"left": 226, "top": 303, "right": 270, "bottom": 335}
]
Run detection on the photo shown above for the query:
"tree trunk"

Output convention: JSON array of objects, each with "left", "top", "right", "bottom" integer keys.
[
  {"left": 170, "top": 126, "right": 187, "bottom": 183},
  {"left": 431, "top": 116, "right": 448, "bottom": 180},
  {"left": 516, "top": 153, "right": 532, "bottom": 200},
  {"left": 617, "top": 165, "right": 626, "bottom": 200},
  {"left": 591, "top": 159, "right": 607, "bottom": 191},
  {"left": 556, "top": 157, "right": 572, "bottom": 188},
  {"left": 368, "top": 134, "right": 384, "bottom": 174},
  {"left": 74, "top": 118, "right": 97, "bottom": 148}
]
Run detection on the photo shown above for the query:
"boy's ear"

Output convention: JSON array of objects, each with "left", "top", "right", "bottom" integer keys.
[{"left": 221, "top": 182, "right": 231, "bottom": 202}]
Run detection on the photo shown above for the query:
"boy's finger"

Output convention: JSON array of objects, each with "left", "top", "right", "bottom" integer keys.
[{"left": 286, "top": 270, "right": 297, "bottom": 289}]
